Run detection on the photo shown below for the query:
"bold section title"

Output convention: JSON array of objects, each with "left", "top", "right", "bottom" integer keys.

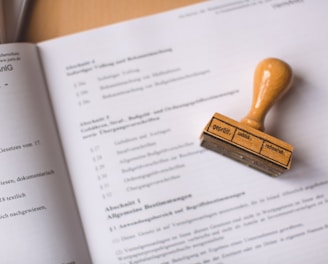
[{"left": 0, "top": 64, "right": 13, "bottom": 72}]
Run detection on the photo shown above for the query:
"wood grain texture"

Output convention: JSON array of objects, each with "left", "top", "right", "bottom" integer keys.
[{"left": 23, "top": 0, "right": 204, "bottom": 43}]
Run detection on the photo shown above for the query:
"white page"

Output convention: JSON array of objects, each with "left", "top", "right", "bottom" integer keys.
[
  {"left": 38, "top": 1, "right": 328, "bottom": 263},
  {"left": 0, "top": 44, "right": 91, "bottom": 263}
]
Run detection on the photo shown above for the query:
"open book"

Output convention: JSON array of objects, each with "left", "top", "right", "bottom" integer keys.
[{"left": 1, "top": 1, "right": 328, "bottom": 263}]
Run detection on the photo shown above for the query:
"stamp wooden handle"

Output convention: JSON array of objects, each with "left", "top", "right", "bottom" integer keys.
[{"left": 241, "top": 58, "right": 293, "bottom": 131}]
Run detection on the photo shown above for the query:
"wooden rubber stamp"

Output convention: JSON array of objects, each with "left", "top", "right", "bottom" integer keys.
[{"left": 201, "top": 58, "right": 293, "bottom": 176}]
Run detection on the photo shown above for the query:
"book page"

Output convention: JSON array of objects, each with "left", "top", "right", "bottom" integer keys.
[
  {"left": 0, "top": 44, "right": 91, "bottom": 263},
  {"left": 38, "top": 0, "right": 328, "bottom": 263},
  {"left": 2, "top": 0, "right": 30, "bottom": 43}
]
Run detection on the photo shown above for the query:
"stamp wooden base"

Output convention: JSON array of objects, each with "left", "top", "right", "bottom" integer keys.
[{"left": 201, "top": 113, "right": 293, "bottom": 176}]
